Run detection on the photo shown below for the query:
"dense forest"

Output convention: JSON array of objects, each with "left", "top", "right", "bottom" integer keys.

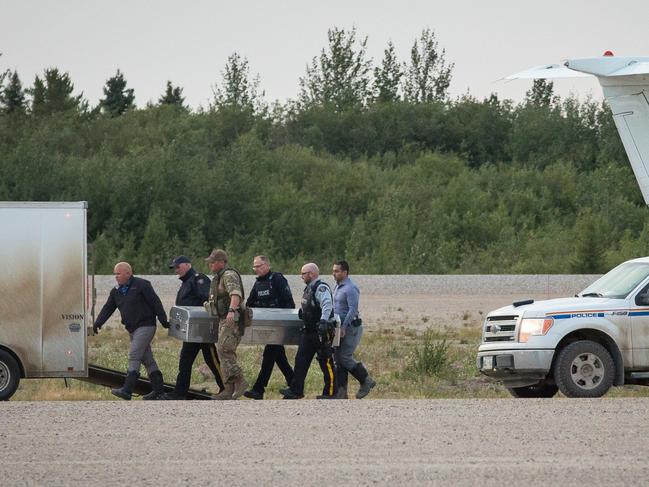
[{"left": 1, "top": 28, "right": 647, "bottom": 274}]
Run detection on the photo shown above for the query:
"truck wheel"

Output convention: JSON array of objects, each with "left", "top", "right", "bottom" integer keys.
[
  {"left": 0, "top": 350, "right": 20, "bottom": 401},
  {"left": 554, "top": 340, "right": 614, "bottom": 398},
  {"left": 507, "top": 383, "right": 558, "bottom": 398}
]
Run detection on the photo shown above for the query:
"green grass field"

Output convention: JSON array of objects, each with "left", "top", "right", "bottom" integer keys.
[{"left": 11, "top": 324, "right": 649, "bottom": 400}]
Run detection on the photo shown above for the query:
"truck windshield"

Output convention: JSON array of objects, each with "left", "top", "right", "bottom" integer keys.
[{"left": 580, "top": 262, "right": 649, "bottom": 299}]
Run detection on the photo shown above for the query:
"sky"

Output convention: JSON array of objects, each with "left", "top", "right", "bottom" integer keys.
[{"left": 2, "top": 0, "right": 649, "bottom": 110}]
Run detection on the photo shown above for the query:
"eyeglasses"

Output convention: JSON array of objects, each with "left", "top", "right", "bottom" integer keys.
[
  {"left": 300, "top": 271, "right": 311, "bottom": 276},
  {"left": 252, "top": 264, "right": 266, "bottom": 269}
]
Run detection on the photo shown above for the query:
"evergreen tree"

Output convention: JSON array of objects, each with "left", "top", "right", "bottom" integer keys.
[
  {"left": 525, "top": 79, "right": 557, "bottom": 108},
  {"left": 100, "top": 69, "right": 135, "bottom": 116},
  {"left": 212, "top": 52, "right": 262, "bottom": 110},
  {"left": 403, "top": 28, "right": 453, "bottom": 103},
  {"left": 299, "top": 26, "right": 372, "bottom": 111},
  {"left": 0, "top": 70, "right": 26, "bottom": 115},
  {"left": 158, "top": 80, "right": 186, "bottom": 109},
  {"left": 570, "top": 212, "right": 608, "bottom": 273},
  {"left": 30, "top": 68, "right": 83, "bottom": 115},
  {"left": 373, "top": 41, "right": 402, "bottom": 103},
  {"left": 0, "top": 53, "right": 7, "bottom": 90}
]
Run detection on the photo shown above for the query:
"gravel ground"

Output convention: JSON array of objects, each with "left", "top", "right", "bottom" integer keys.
[{"left": 2, "top": 399, "right": 649, "bottom": 486}]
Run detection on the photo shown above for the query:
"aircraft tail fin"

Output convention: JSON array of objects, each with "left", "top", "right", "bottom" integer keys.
[{"left": 508, "top": 55, "right": 649, "bottom": 205}]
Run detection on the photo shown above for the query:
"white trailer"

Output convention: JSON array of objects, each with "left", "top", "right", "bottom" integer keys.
[{"left": 0, "top": 202, "right": 88, "bottom": 400}]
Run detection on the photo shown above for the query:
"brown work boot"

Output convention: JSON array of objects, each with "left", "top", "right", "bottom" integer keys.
[
  {"left": 212, "top": 382, "right": 234, "bottom": 400},
  {"left": 232, "top": 375, "right": 249, "bottom": 400}
]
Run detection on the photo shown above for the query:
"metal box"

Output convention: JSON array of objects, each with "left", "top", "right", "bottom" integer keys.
[
  {"left": 168, "top": 306, "right": 303, "bottom": 345},
  {"left": 168, "top": 306, "right": 218, "bottom": 343}
]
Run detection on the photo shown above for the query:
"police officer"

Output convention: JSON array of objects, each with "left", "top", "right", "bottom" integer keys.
[
  {"left": 281, "top": 262, "right": 337, "bottom": 399},
  {"left": 205, "top": 249, "right": 249, "bottom": 400},
  {"left": 333, "top": 260, "right": 376, "bottom": 399},
  {"left": 160, "top": 256, "right": 225, "bottom": 400},
  {"left": 243, "top": 255, "right": 295, "bottom": 400},
  {"left": 93, "top": 261, "right": 169, "bottom": 400}
]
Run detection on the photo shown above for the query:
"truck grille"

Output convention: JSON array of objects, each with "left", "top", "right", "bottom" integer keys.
[{"left": 483, "top": 315, "right": 518, "bottom": 342}]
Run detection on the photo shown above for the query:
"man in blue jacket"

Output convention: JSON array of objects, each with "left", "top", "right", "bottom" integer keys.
[{"left": 93, "top": 261, "right": 169, "bottom": 400}]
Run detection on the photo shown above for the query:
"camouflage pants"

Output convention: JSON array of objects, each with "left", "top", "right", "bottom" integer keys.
[{"left": 216, "top": 318, "right": 242, "bottom": 382}]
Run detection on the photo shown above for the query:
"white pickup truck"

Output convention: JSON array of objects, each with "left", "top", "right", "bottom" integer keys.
[{"left": 478, "top": 257, "right": 649, "bottom": 397}]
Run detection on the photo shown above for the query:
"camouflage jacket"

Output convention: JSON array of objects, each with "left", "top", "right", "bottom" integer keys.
[{"left": 208, "top": 267, "right": 244, "bottom": 318}]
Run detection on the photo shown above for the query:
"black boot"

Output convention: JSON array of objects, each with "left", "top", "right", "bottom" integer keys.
[
  {"left": 111, "top": 371, "right": 139, "bottom": 400},
  {"left": 335, "top": 368, "right": 349, "bottom": 399},
  {"left": 142, "top": 370, "right": 165, "bottom": 400},
  {"left": 351, "top": 363, "right": 376, "bottom": 399}
]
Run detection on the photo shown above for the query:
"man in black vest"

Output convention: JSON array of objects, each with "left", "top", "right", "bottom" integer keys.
[
  {"left": 281, "top": 262, "right": 337, "bottom": 399},
  {"left": 160, "top": 255, "right": 225, "bottom": 400},
  {"left": 243, "top": 255, "right": 295, "bottom": 400}
]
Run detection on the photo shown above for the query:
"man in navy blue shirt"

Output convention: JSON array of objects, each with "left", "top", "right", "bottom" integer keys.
[
  {"left": 94, "top": 261, "right": 169, "bottom": 400},
  {"left": 333, "top": 260, "right": 375, "bottom": 399},
  {"left": 160, "top": 255, "right": 225, "bottom": 400}
]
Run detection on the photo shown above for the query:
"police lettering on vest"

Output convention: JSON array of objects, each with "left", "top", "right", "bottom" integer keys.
[{"left": 250, "top": 273, "right": 278, "bottom": 308}]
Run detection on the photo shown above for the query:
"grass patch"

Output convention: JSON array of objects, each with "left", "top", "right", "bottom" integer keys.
[
  {"left": 404, "top": 330, "right": 450, "bottom": 377},
  {"left": 13, "top": 322, "right": 649, "bottom": 400}
]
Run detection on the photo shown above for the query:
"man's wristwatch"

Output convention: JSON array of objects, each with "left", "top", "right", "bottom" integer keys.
[{"left": 228, "top": 308, "right": 235, "bottom": 313}]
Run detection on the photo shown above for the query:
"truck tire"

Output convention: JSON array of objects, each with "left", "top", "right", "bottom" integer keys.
[
  {"left": 553, "top": 340, "right": 614, "bottom": 398},
  {"left": 507, "top": 383, "right": 558, "bottom": 398},
  {"left": 0, "top": 350, "right": 20, "bottom": 401}
]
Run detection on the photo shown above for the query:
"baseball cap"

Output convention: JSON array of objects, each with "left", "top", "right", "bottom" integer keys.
[
  {"left": 169, "top": 255, "right": 191, "bottom": 268},
  {"left": 205, "top": 249, "right": 228, "bottom": 263}
]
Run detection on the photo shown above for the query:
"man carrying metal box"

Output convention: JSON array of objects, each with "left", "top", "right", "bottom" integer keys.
[
  {"left": 160, "top": 255, "right": 225, "bottom": 400},
  {"left": 243, "top": 255, "right": 295, "bottom": 400},
  {"left": 205, "top": 249, "right": 248, "bottom": 400}
]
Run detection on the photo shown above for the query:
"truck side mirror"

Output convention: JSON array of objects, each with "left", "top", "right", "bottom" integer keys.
[{"left": 636, "top": 292, "right": 649, "bottom": 306}]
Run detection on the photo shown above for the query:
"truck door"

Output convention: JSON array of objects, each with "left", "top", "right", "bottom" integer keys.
[{"left": 630, "top": 282, "right": 649, "bottom": 368}]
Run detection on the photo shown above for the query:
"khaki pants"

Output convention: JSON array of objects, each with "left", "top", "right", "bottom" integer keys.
[{"left": 216, "top": 318, "right": 242, "bottom": 382}]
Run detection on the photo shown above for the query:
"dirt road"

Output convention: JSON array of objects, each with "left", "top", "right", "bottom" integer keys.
[{"left": 2, "top": 399, "right": 649, "bottom": 486}]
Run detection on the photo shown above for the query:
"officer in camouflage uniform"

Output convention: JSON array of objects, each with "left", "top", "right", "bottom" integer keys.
[{"left": 205, "top": 249, "right": 248, "bottom": 400}]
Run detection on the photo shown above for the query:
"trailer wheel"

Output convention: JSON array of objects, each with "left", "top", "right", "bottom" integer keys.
[
  {"left": 507, "top": 383, "right": 558, "bottom": 398},
  {"left": 554, "top": 340, "right": 614, "bottom": 398},
  {"left": 0, "top": 350, "right": 20, "bottom": 401}
]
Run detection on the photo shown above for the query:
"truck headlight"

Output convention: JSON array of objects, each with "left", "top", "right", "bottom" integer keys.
[{"left": 519, "top": 317, "right": 554, "bottom": 342}]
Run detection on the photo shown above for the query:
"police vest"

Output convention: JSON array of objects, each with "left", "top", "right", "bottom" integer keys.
[
  {"left": 250, "top": 272, "right": 280, "bottom": 308},
  {"left": 301, "top": 279, "right": 332, "bottom": 329}
]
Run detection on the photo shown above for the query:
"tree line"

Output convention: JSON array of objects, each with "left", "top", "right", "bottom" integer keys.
[{"left": 0, "top": 28, "right": 646, "bottom": 275}]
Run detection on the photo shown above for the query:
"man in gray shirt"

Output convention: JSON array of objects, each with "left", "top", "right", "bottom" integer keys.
[{"left": 333, "top": 260, "right": 376, "bottom": 399}]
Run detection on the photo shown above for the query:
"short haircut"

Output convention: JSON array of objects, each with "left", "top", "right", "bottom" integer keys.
[
  {"left": 335, "top": 260, "right": 350, "bottom": 273},
  {"left": 115, "top": 261, "right": 133, "bottom": 273},
  {"left": 254, "top": 255, "right": 271, "bottom": 266}
]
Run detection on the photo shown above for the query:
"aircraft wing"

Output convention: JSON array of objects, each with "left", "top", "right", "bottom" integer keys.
[
  {"left": 607, "top": 61, "right": 649, "bottom": 77},
  {"left": 505, "top": 64, "right": 592, "bottom": 80}
]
